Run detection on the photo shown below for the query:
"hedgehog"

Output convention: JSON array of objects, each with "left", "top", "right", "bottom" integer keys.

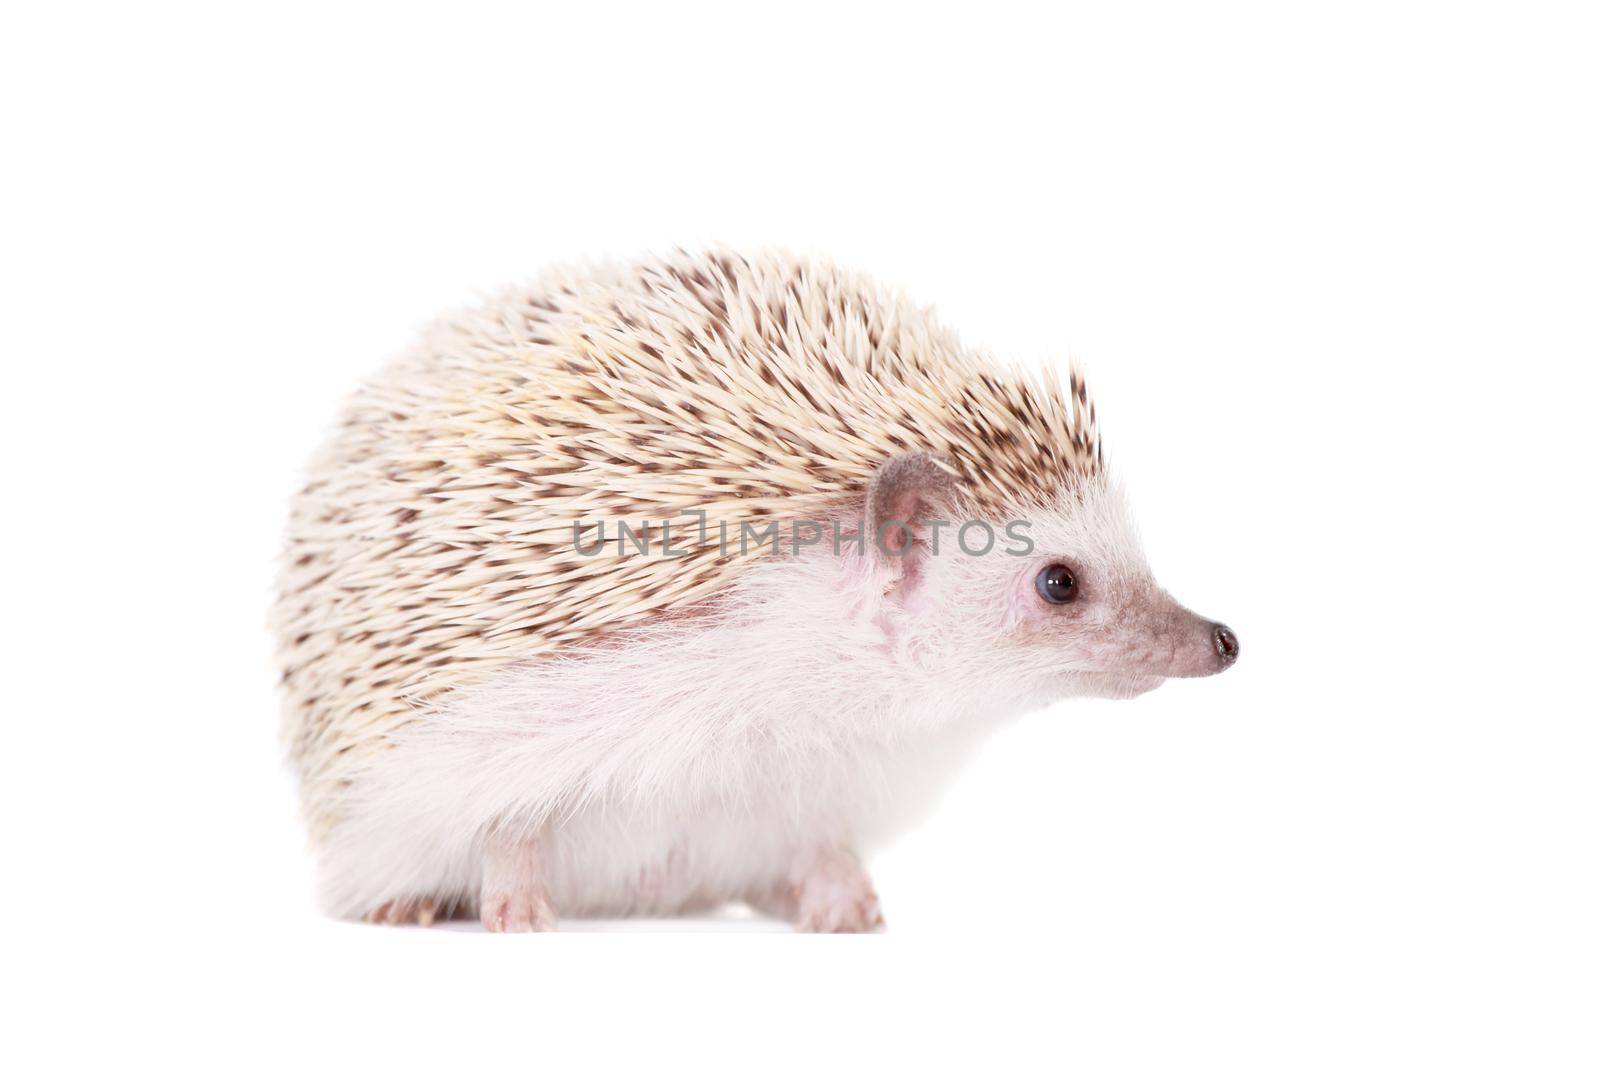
[{"left": 274, "top": 248, "right": 1238, "bottom": 932}]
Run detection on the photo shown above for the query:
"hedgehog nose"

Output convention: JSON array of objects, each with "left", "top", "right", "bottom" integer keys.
[{"left": 1212, "top": 625, "right": 1240, "bottom": 666}]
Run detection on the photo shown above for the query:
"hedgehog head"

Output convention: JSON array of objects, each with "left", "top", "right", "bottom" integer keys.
[{"left": 859, "top": 452, "right": 1238, "bottom": 702}]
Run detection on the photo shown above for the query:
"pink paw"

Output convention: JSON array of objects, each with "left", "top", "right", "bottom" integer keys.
[
  {"left": 794, "top": 849, "right": 886, "bottom": 933},
  {"left": 797, "top": 889, "right": 885, "bottom": 933},
  {"left": 480, "top": 830, "right": 557, "bottom": 933},
  {"left": 480, "top": 890, "right": 557, "bottom": 933}
]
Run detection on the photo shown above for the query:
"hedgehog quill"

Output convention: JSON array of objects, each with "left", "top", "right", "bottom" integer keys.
[{"left": 275, "top": 249, "right": 1238, "bottom": 931}]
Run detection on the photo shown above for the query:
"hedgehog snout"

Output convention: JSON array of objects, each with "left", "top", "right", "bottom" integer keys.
[
  {"left": 1189, "top": 620, "right": 1239, "bottom": 675},
  {"left": 1212, "top": 624, "right": 1240, "bottom": 666},
  {"left": 1142, "top": 599, "right": 1239, "bottom": 678}
]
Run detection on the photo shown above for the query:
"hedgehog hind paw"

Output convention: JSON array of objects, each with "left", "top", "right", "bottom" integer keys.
[
  {"left": 479, "top": 890, "right": 558, "bottom": 933},
  {"left": 361, "top": 897, "right": 451, "bottom": 927},
  {"left": 479, "top": 830, "right": 558, "bottom": 932}
]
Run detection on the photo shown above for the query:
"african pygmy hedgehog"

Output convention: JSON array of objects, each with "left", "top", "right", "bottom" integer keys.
[{"left": 274, "top": 248, "right": 1238, "bottom": 931}]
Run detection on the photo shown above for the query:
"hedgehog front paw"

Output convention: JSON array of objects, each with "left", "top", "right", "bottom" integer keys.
[{"left": 794, "top": 848, "right": 886, "bottom": 934}]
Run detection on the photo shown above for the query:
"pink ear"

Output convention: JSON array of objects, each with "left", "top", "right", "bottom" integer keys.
[{"left": 863, "top": 453, "right": 959, "bottom": 570}]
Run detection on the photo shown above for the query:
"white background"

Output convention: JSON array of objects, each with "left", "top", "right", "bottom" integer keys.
[{"left": 4, "top": 2, "right": 1596, "bottom": 1062}]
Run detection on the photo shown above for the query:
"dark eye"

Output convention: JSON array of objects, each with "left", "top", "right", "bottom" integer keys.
[{"left": 1035, "top": 563, "right": 1077, "bottom": 604}]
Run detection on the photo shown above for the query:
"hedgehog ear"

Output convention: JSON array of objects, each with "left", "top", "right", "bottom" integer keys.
[{"left": 863, "top": 452, "right": 959, "bottom": 574}]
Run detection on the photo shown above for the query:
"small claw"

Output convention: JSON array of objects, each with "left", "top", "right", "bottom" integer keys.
[
  {"left": 480, "top": 895, "right": 553, "bottom": 933},
  {"left": 362, "top": 898, "right": 444, "bottom": 927}
]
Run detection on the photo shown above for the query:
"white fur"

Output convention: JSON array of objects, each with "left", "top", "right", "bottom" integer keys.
[{"left": 317, "top": 482, "right": 1192, "bottom": 920}]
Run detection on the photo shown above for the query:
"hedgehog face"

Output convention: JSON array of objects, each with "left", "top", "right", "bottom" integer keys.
[
  {"left": 998, "top": 486, "right": 1236, "bottom": 699},
  {"left": 865, "top": 456, "right": 1236, "bottom": 706}
]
